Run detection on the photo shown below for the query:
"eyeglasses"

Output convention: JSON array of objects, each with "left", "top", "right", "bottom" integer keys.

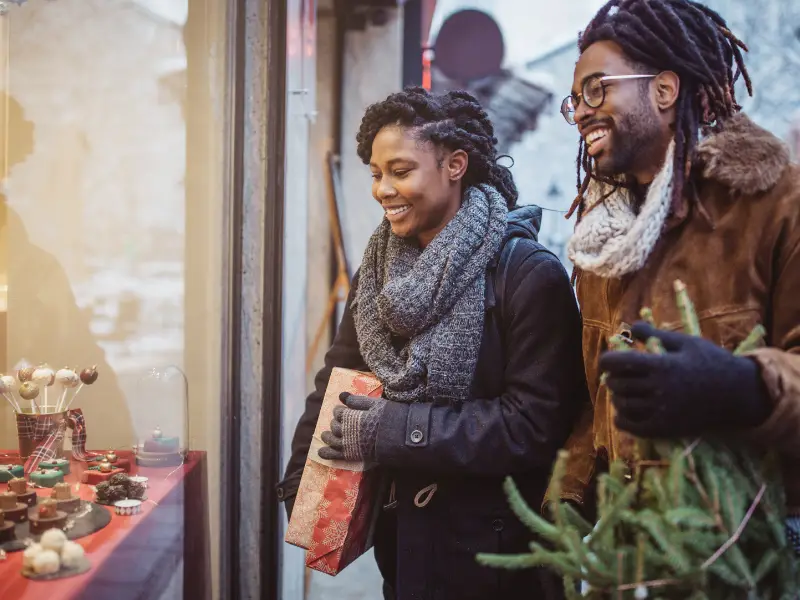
[{"left": 561, "top": 74, "right": 656, "bottom": 125}]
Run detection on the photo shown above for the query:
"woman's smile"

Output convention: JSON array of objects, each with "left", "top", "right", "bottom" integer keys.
[{"left": 384, "top": 204, "right": 412, "bottom": 221}]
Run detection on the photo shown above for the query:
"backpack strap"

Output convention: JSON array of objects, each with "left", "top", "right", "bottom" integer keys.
[
  {"left": 493, "top": 237, "right": 521, "bottom": 323},
  {"left": 493, "top": 237, "right": 559, "bottom": 331}
]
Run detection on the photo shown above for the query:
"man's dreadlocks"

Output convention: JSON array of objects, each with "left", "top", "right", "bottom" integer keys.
[
  {"left": 566, "top": 0, "right": 753, "bottom": 222},
  {"left": 356, "top": 87, "right": 518, "bottom": 209}
]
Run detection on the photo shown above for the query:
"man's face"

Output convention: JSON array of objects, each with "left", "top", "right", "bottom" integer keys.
[{"left": 571, "top": 40, "right": 665, "bottom": 178}]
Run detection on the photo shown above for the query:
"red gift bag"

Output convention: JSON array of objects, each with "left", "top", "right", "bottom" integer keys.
[{"left": 285, "top": 368, "right": 384, "bottom": 575}]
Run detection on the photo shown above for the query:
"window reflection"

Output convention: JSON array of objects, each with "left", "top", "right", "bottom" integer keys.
[{"left": 0, "top": 1, "right": 225, "bottom": 597}]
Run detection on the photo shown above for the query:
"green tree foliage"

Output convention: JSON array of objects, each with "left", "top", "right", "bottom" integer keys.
[{"left": 477, "top": 281, "right": 798, "bottom": 599}]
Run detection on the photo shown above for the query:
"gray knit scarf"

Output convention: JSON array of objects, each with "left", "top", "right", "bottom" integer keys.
[{"left": 353, "top": 184, "right": 508, "bottom": 405}]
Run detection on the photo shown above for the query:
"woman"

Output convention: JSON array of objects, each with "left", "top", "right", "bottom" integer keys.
[{"left": 277, "top": 87, "right": 588, "bottom": 600}]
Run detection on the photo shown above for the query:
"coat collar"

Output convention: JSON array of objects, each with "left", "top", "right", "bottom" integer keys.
[{"left": 695, "top": 112, "right": 791, "bottom": 196}]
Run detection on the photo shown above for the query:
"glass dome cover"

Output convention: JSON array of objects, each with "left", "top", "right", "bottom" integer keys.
[{"left": 133, "top": 365, "right": 188, "bottom": 467}]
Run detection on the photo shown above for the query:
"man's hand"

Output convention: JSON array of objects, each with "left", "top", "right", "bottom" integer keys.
[
  {"left": 318, "top": 392, "right": 387, "bottom": 462},
  {"left": 599, "top": 322, "right": 771, "bottom": 438}
]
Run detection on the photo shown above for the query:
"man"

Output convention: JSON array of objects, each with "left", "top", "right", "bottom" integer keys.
[{"left": 556, "top": 0, "right": 800, "bottom": 548}]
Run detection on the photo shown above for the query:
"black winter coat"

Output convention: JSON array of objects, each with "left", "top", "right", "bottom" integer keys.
[{"left": 278, "top": 206, "right": 588, "bottom": 600}]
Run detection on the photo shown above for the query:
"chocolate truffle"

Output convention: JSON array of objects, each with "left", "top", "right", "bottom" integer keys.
[{"left": 127, "top": 481, "right": 146, "bottom": 500}]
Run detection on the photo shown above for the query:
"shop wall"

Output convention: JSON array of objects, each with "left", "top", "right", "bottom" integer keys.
[
  {"left": 281, "top": 0, "right": 316, "bottom": 596},
  {"left": 305, "top": 0, "right": 336, "bottom": 401},
  {"left": 338, "top": 10, "right": 405, "bottom": 273}
]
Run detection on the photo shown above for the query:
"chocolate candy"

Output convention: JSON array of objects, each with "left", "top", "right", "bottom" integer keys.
[
  {"left": 107, "top": 474, "right": 129, "bottom": 488},
  {"left": 105, "top": 485, "right": 127, "bottom": 504},
  {"left": 127, "top": 481, "right": 146, "bottom": 500}
]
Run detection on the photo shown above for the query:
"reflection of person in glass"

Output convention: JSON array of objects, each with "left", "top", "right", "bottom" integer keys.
[
  {"left": 278, "top": 88, "right": 588, "bottom": 600},
  {"left": 0, "top": 92, "right": 132, "bottom": 447}
]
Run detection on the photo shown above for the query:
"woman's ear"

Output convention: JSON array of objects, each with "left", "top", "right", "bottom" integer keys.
[{"left": 447, "top": 149, "right": 468, "bottom": 182}]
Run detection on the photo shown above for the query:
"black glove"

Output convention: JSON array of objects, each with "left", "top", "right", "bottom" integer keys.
[
  {"left": 599, "top": 322, "right": 771, "bottom": 438},
  {"left": 318, "top": 392, "right": 387, "bottom": 462}
]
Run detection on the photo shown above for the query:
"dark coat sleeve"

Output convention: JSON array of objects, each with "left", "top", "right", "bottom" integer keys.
[
  {"left": 375, "top": 242, "right": 588, "bottom": 475},
  {"left": 276, "top": 271, "right": 367, "bottom": 502}
]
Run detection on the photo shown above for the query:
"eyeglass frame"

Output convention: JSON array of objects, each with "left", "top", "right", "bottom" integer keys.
[{"left": 561, "top": 74, "right": 657, "bottom": 125}]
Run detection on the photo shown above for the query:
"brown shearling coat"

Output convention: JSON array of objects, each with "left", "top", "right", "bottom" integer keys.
[{"left": 559, "top": 113, "right": 800, "bottom": 514}]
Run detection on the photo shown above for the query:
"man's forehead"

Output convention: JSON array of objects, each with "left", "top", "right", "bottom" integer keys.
[{"left": 573, "top": 40, "right": 632, "bottom": 85}]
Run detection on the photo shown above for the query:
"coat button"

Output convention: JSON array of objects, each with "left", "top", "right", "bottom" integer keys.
[
  {"left": 276, "top": 487, "right": 285, "bottom": 500},
  {"left": 492, "top": 519, "right": 504, "bottom": 532},
  {"left": 410, "top": 429, "right": 424, "bottom": 444}
]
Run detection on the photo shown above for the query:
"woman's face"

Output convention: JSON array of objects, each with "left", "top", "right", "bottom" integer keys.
[{"left": 369, "top": 125, "right": 467, "bottom": 247}]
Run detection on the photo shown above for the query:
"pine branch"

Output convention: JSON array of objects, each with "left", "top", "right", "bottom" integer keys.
[{"left": 479, "top": 279, "right": 796, "bottom": 598}]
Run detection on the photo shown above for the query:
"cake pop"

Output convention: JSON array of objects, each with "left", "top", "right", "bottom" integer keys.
[
  {"left": 0, "top": 375, "right": 20, "bottom": 412},
  {"left": 32, "top": 367, "right": 55, "bottom": 387},
  {"left": 32, "top": 367, "right": 55, "bottom": 412},
  {"left": 79, "top": 367, "right": 98, "bottom": 385},
  {"left": 54, "top": 368, "right": 80, "bottom": 412},
  {"left": 62, "top": 366, "right": 98, "bottom": 411},
  {"left": 17, "top": 367, "right": 35, "bottom": 383},
  {"left": 19, "top": 382, "right": 40, "bottom": 413},
  {"left": 0, "top": 375, "right": 21, "bottom": 411}
]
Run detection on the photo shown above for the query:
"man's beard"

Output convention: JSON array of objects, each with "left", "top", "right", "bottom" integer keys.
[{"left": 595, "top": 104, "right": 662, "bottom": 178}]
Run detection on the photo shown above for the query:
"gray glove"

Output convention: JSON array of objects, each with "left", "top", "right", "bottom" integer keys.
[{"left": 318, "top": 392, "right": 386, "bottom": 463}]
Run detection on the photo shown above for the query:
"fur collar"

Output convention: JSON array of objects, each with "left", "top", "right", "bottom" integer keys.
[{"left": 696, "top": 113, "right": 791, "bottom": 196}]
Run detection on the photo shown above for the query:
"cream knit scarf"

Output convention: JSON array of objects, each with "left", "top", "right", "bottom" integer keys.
[{"left": 568, "top": 140, "right": 675, "bottom": 278}]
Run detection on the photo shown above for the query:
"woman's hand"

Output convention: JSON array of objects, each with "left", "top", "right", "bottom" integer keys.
[{"left": 318, "top": 392, "right": 387, "bottom": 462}]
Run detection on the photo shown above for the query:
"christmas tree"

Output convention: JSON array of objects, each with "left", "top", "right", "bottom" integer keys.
[{"left": 477, "top": 280, "right": 798, "bottom": 599}]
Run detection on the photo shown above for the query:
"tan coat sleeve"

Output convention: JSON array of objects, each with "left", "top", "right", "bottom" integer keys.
[
  {"left": 544, "top": 404, "right": 597, "bottom": 510},
  {"left": 743, "top": 179, "right": 800, "bottom": 456},
  {"left": 746, "top": 347, "right": 800, "bottom": 457}
]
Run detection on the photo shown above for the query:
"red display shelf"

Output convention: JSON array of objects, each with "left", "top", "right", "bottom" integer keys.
[{"left": 0, "top": 450, "right": 209, "bottom": 600}]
